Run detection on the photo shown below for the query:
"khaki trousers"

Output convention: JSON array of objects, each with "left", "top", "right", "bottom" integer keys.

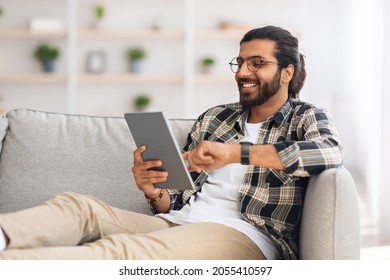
[{"left": 0, "top": 192, "right": 265, "bottom": 260}]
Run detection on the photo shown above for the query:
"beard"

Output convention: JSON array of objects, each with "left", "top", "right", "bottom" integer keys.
[{"left": 239, "top": 70, "right": 282, "bottom": 111}]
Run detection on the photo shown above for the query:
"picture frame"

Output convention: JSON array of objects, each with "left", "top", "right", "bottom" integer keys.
[{"left": 86, "top": 51, "right": 106, "bottom": 74}]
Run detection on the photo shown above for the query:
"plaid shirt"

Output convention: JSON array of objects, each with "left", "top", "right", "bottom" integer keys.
[{"left": 167, "top": 98, "right": 343, "bottom": 259}]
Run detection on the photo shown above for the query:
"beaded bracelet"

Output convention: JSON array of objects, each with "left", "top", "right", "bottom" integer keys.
[{"left": 145, "top": 188, "right": 165, "bottom": 204}]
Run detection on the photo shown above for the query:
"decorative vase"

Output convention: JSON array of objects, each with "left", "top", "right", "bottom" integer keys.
[
  {"left": 42, "top": 59, "right": 55, "bottom": 72},
  {"left": 129, "top": 59, "right": 143, "bottom": 73},
  {"left": 92, "top": 19, "right": 107, "bottom": 29},
  {"left": 201, "top": 65, "right": 213, "bottom": 74}
]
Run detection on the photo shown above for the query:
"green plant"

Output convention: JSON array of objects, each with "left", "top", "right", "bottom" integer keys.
[
  {"left": 34, "top": 44, "right": 60, "bottom": 62},
  {"left": 0, "top": 6, "right": 4, "bottom": 17},
  {"left": 202, "top": 57, "right": 215, "bottom": 66},
  {"left": 133, "top": 94, "right": 151, "bottom": 109},
  {"left": 127, "top": 47, "right": 146, "bottom": 60},
  {"left": 95, "top": 4, "right": 105, "bottom": 20}
]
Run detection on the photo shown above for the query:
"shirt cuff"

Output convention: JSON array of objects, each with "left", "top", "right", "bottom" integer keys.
[{"left": 273, "top": 141, "right": 300, "bottom": 174}]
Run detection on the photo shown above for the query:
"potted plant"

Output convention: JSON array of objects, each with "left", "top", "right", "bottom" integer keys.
[
  {"left": 133, "top": 94, "right": 151, "bottom": 111},
  {"left": 0, "top": 6, "right": 4, "bottom": 17},
  {"left": 95, "top": 4, "right": 105, "bottom": 19},
  {"left": 201, "top": 56, "right": 215, "bottom": 73},
  {"left": 34, "top": 44, "right": 60, "bottom": 72},
  {"left": 93, "top": 4, "right": 105, "bottom": 28},
  {"left": 126, "top": 47, "right": 146, "bottom": 73}
]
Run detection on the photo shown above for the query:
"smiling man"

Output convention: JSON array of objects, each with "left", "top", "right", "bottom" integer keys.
[
  {"left": 134, "top": 26, "right": 344, "bottom": 260},
  {"left": 0, "top": 26, "right": 343, "bottom": 260}
]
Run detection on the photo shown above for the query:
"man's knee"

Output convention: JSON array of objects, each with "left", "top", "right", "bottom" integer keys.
[
  {"left": 48, "top": 192, "right": 102, "bottom": 211},
  {"left": 50, "top": 192, "right": 87, "bottom": 203}
]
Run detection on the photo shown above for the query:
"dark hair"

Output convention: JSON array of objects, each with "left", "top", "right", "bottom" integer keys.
[{"left": 240, "top": 26, "right": 306, "bottom": 98}]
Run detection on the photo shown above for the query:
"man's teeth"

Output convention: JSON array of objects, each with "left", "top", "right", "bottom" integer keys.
[{"left": 243, "top": 83, "right": 257, "bottom": 88}]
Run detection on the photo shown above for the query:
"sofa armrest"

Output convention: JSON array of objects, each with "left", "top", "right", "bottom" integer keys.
[{"left": 299, "top": 167, "right": 361, "bottom": 259}]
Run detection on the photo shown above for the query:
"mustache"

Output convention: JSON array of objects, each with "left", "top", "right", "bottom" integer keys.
[{"left": 238, "top": 78, "right": 260, "bottom": 84}]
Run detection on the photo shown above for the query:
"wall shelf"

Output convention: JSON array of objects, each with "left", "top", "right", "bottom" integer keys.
[
  {"left": 78, "top": 29, "right": 183, "bottom": 40},
  {"left": 0, "top": 73, "right": 67, "bottom": 83},
  {"left": 78, "top": 73, "right": 182, "bottom": 84},
  {"left": 0, "top": 29, "right": 67, "bottom": 39},
  {"left": 195, "top": 29, "right": 246, "bottom": 40},
  {"left": 194, "top": 74, "right": 234, "bottom": 84},
  {"left": 0, "top": 0, "right": 243, "bottom": 118}
]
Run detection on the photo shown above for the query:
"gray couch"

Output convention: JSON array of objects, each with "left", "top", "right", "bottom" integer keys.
[{"left": 0, "top": 108, "right": 361, "bottom": 259}]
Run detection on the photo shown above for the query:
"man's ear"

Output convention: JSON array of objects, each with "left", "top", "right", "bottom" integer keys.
[{"left": 282, "top": 64, "right": 294, "bottom": 83}]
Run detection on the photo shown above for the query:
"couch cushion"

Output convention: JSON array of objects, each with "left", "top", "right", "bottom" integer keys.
[
  {"left": 169, "top": 119, "right": 195, "bottom": 150},
  {"left": 299, "top": 167, "right": 361, "bottom": 259},
  {"left": 0, "top": 109, "right": 194, "bottom": 214},
  {"left": 0, "top": 115, "right": 8, "bottom": 153}
]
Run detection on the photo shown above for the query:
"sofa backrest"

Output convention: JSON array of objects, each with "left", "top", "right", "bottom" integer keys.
[
  {"left": 0, "top": 109, "right": 194, "bottom": 214},
  {"left": 0, "top": 115, "right": 8, "bottom": 153}
]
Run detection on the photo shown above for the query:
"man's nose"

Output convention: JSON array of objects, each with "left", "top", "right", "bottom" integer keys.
[{"left": 237, "top": 61, "right": 252, "bottom": 76}]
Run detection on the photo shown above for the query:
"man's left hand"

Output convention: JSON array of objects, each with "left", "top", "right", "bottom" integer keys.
[{"left": 183, "top": 141, "right": 240, "bottom": 173}]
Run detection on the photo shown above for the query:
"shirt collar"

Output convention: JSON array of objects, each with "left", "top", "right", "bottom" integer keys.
[
  {"left": 237, "top": 97, "right": 294, "bottom": 129},
  {"left": 271, "top": 97, "right": 294, "bottom": 127}
]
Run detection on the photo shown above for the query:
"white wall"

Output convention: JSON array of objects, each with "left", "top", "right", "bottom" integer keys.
[
  {"left": 380, "top": 0, "right": 390, "bottom": 241},
  {"left": 299, "top": 0, "right": 388, "bottom": 243},
  {"left": 0, "top": 0, "right": 319, "bottom": 119}
]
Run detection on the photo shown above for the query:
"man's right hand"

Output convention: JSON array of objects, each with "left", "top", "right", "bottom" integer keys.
[{"left": 131, "top": 145, "right": 168, "bottom": 198}]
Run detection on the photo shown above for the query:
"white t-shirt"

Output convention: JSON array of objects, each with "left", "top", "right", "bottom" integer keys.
[{"left": 157, "top": 121, "right": 280, "bottom": 259}]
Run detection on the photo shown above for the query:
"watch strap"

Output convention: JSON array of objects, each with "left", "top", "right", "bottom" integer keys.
[{"left": 240, "top": 142, "right": 253, "bottom": 165}]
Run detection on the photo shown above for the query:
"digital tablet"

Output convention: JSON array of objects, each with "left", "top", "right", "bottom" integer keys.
[{"left": 124, "top": 112, "right": 195, "bottom": 190}]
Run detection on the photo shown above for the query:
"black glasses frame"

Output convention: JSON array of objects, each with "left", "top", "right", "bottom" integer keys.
[{"left": 229, "top": 56, "right": 281, "bottom": 73}]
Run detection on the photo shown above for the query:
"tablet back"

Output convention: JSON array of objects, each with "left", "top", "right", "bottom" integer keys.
[{"left": 124, "top": 112, "right": 195, "bottom": 190}]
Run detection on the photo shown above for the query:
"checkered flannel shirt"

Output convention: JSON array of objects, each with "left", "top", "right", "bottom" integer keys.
[{"left": 166, "top": 98, "right": 343, "bottom": 259}]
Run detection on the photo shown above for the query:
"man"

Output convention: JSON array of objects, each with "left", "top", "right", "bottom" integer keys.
[{"left": 0, "top": 26, "right": 342, "bottom": 260}]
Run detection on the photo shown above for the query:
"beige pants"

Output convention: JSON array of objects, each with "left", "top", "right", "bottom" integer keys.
[{"left": 0, "top": 192, "right": 265, "bottom": 260}]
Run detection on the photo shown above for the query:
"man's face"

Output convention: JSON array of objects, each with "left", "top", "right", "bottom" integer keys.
[{"left": 235, "top": 39, "right": 282, "bottom": 111}]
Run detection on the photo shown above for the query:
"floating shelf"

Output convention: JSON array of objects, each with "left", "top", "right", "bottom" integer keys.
[
  {"left": 0, "top": 73, "right": 67, "bottom": 83},
  {"left": 78, "top": 73, "right": 183, "bottom": 84},
  {"left": 194, "top": 73, "right": 235, "bottom": 84},
  {"left": 78, "top": 29, "right": 183, "bottom": 40},
  {"left": 195, "top": 29, "right": 245, "bottom": 40},
  {"left": 0, "top": 29, "right": 67, "bottom": 39}
]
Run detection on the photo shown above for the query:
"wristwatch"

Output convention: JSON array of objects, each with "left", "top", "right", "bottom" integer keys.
[{"left": 240, "top": 142, "right": 253, "bottom": 165}]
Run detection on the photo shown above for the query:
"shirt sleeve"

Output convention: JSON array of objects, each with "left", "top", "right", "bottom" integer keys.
[{"left": 273, "top": 107, "right": 343, "bottom": 176}]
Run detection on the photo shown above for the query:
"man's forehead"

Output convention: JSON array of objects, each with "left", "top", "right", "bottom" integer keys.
[{"left": 239, "top": 39, "right": 276, "bottom": 58}]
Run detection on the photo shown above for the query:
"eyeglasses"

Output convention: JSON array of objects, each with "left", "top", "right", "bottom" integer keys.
[{"left": 229, "top": 56, "right": 280, "bottom": 73}]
